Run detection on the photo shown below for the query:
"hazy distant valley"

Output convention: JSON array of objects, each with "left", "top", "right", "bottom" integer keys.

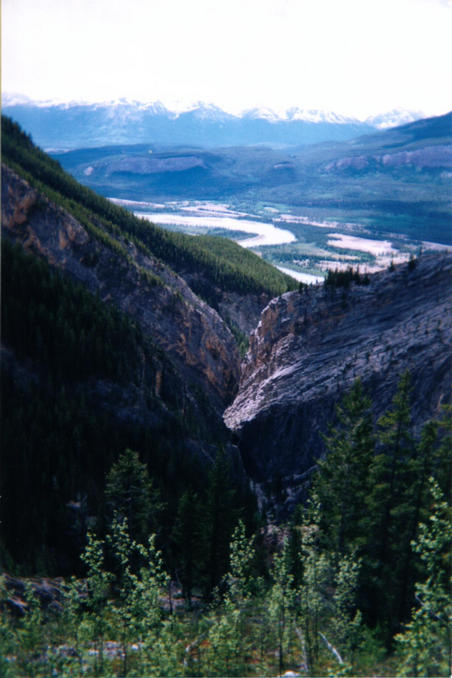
[
  {"left": 5, "top": 99, "right": 451, "bottom": 281},
  {"left": 43, "top": 108, "right": 452, "bottom": 280}
]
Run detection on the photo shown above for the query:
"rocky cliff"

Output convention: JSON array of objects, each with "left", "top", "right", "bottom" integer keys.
[
  {"left": 225, "top": 253, "right": 452, "bottom": 506},
  {"left": 174, "top": 271, "right": 274, "bottom": 337},
  {"left": 2, "top": 163, "right": 240, "bottom": 421}
]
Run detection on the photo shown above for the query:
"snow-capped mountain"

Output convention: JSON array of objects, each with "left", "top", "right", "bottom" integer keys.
[
  {"left": 284, "top": 108, "right": 360, "bottom": 124},
  {"left": 237, "top": 106, "right": 362, "bottom": 125},
  {"left": 179, "top": 102, "right": 232, "bottom": 119},
  {"left": 242, "top": 107, "right": 285, "bottom": 122},
  {"left": 1, "top": 95, "right": 428, "bottom": 150},
  {"left": 365, "top": 108, "right": 426, "bottom": 129}
]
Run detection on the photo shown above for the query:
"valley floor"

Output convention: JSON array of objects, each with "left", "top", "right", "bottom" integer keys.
[{"left": 112, "top": 197, "right": 452, "bottom": 282}]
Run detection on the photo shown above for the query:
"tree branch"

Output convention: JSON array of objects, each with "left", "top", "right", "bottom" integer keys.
[{"left": 319, "top": 631, "right": 344, "bottom": 664}]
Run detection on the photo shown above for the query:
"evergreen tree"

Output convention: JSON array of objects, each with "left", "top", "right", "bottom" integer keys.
[
  {"left": 312, "top": 379, "right": 375, "bottom": 556},
  {"left": 395, "top": 477, "right": 452, "bottom": 677},
  {"left": 365, "top": 373, "right": 423, "bottom": 634},
  {"left": 199, "top": 448, "right": 238, "bottom": 596},
  {"left": 104, "top": 449, "right": 163, "bottom": 545},
  {"left": 171, "top": 489, "right": 201, "bottom": 606},
  {"left": 268, "top": 537, "right": 297, "bottom": 675},
  {"left": 369, "top": 372, "right": 414, "bottom": 561}
]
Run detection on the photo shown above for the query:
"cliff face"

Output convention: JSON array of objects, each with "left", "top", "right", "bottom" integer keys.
[
  {"left": 2, "top": 164, "right": 240, "bottom": 419},
  {"left": 2, "top": 163, "right": 253, "bottom": 572},
  {"left": 225, "top": 253, "right": 452, "bottom": 502}
]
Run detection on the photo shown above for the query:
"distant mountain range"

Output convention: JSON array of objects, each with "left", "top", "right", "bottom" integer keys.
[{"left": 1, "top": 95, "right": 426, "bottom": 150}]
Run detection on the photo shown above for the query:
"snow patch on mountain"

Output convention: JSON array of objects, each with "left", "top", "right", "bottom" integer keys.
[
  {"left": 242, "top": 107, "right": 284, "bottom": 122},
  {"left": 285, "top": 108, "right": 359, "bottom": 124},
  {"left": 366, "top": 108, "right": 426, "bottom": 129}
]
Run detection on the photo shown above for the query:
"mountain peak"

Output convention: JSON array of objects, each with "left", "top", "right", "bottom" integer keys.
[
  {"left": 2, "top": 93, "right": 427, "bottom": 129},
  {"left": 365, "top": 108, "right": 426, "bottom": 129},
  {"left": 242, "top": 107, "right": 283, "bottom": 122},
  {"left": 179, "top": 102, "right": 236, "bottom": 121},
  {"left": 284, "top": 108, "right": 360, "bottom": 124}
]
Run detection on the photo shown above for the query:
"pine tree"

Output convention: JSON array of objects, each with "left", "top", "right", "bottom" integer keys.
[
  {"left": 369, "top": 372, "right": 414, "bottom": 563},
  {"left": 104, "top": 448, "right": 163, "bottom": 545},
  {"left": 171, "top": 489, "right": 201, "bottom": 606},
  {"left": 312, "top": 379, "right": 375, "bottom": 556},
  {"left": 395, "top": 477, "right": 452, "bottom": 677},
  {"left": 199, "top": 448, "right": 238, "bottom": 596},
  {"left": 268, "top": 537, "right": 297, "bottom": 675},
  {"left": 365, "top": 372, "right": 432, "bottom": 634}
]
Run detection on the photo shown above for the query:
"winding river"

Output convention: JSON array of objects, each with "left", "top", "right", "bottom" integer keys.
[
  {"left": 110, "top": 198, "right": 321, "bottom": 282},
  {"left": 135, "top": 212, "right": 296, "bottom": 248}
]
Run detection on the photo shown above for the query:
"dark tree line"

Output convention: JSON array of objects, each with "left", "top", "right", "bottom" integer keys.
[{"left": 324, "top": 266, "right": 370, "bottom": 288}]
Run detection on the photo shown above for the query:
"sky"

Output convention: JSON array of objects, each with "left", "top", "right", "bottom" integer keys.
[{"left": 3, "top": 0, "right": 452, "bottom": 119}]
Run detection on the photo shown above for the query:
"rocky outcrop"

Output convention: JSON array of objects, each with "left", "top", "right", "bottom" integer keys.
[
  {"left": 325, "top": 144, "right": 452, "bottom": 172},
  {"left": 2, "top": 164, "right": 240, "bottom": 417},
  {"left": 1, "top": 573, "right": 65, "bottom": 616},
  {"left": 178, "top": 270, "right": 273, "bottom": 337},
  {"left": 224, "top": 253, "right": 452, "bottom": 504},
  {"left": 217, "top": 290, "right": 273, "bottom": 336}
]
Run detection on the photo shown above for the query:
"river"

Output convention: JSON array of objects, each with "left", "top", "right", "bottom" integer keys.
[
  {"left": 276, "top": 266, "right": 324, "bottom": 284},
  {"left": 135, "top": 212, "right": 296, "bottom": 247}
]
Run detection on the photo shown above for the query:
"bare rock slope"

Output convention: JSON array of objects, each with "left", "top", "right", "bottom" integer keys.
[{"left": 225, "top": 253, "right": 452, "bottom": 500}]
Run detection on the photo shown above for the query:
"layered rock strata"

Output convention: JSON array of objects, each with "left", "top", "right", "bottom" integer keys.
[{"left": 225, "top": 253, "right": 452, "bottom": 505}]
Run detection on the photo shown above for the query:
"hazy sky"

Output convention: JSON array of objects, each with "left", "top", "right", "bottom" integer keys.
[{"left": 3, "top": 0, "right": 452, "bottom": 118}]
